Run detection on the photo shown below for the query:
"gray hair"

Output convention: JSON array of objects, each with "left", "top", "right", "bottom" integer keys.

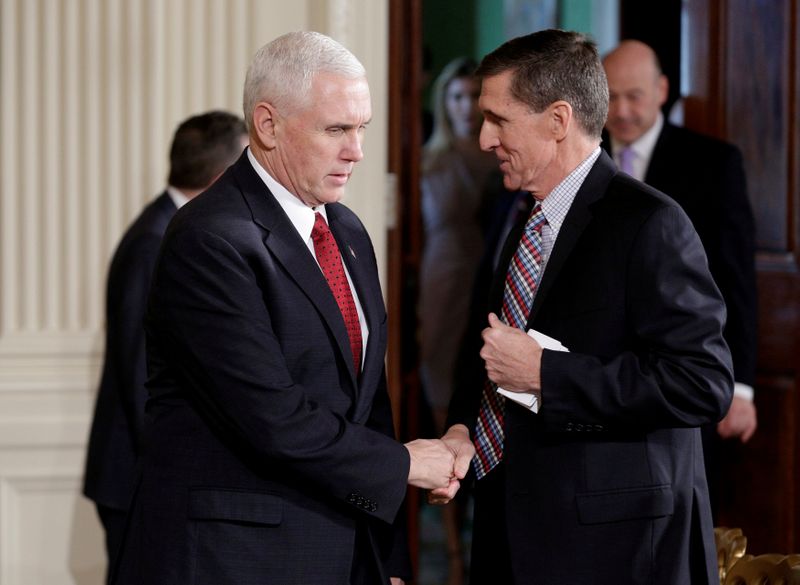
[
  {"left": 243, "top": 31, "right": 366, "bottom": 132},
  {"left": 476, "top": 29, "right": 609, "bottom": 139}
]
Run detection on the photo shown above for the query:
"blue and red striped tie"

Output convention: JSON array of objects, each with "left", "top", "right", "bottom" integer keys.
[{"left": 473, "top": 202, "right": 547, "bottom": 480}]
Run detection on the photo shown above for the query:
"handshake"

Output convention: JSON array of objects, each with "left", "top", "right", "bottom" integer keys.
[{"left": 404, "top": 424, "right": 475, "bottom": 505}]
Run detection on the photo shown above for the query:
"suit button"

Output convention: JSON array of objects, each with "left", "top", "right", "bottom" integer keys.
[
  {"left": 347, "top": 493, "right": 357, "bottom": 504},
  {"left": 594, "top": 424, "right": 604, "bottom": 432},
  {"left": 575, "top": 423, "right": 584, "bottom": 432},
  {"left": 566, "top": 422, "right": 574, "bottom": 431}
]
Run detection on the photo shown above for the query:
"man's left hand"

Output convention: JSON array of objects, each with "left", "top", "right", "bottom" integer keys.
[
  {"left": 480, "top": 313, "right": 542, "bottom": 392},
  {"left": 428, "top": 425, "right": 475, "bottom": 506},
  {"left": 717, "top": 395, "right": 757, "bottom": 442}
]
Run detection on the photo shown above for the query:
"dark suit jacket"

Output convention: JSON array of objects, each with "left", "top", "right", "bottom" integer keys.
[
  {"left": 112, "top": 153, "right": 410, "bottom": 585},
  {"left": 449, "top": 151, "right": 733, "bottom": 585},
  {"left": 603, "top": 123, "right": 757, "bottom": 386},
  {"left": 83, "top": 192, "right": 177, "bottom": 511}
]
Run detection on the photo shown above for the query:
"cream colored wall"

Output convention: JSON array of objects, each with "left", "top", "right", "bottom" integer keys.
[{"left": 0, "top": 1, "right": 389, "bottom": 583}]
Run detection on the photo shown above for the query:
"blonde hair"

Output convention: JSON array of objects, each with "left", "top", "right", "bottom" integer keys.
[{"left": 423, "top": 56, "right": 478, "bottom": 173}]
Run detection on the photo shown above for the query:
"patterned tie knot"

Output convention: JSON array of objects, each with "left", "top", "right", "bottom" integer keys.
[
  {"left": 312, "top": 212, "right": 331, "bottom": 243},
  {"left": 525, "top": 203, "right": 547, "bottom": 233}
]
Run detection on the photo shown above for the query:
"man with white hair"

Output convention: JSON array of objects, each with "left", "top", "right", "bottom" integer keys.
[{"left": 112, "top": 31, "right": 463, "bottom": 585}]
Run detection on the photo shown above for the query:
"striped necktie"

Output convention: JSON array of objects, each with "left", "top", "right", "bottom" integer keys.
[{"left": 473, "top": 203, "right": 547, "bottom": 480}]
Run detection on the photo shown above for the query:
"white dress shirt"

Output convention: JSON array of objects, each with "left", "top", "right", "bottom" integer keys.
[
  {"left": 610, "top": 112, "right": 663, "bottom": 182},
  {"left": 246, "top": 148, "right": 369, "bottom": 363}
]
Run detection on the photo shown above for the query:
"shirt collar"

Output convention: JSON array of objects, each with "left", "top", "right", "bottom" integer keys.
[
  {"left": 166, "top": 186, "right": 191, "bottom": 209},
  {"left": 247, "top": 147, "right": 327, "bottom": 243},
  {"left": 539, "top": 147, "right": 601, "bottom": 236}
]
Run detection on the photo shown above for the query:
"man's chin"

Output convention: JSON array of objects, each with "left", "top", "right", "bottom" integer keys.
[
  {"left": 320, "top": 188, "right": 346, "bottom": 204},
  {"left": 609, "top": 126, "right": 638, "bottom": 143},
  {"left": 502, "top": 175, "right": 522, "bottom": 192}
]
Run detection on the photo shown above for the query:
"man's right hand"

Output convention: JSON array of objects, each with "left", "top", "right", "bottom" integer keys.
[
  {"left": 405, "top": 439, "right": 456, "bottom": 490},
  {"left": 428, "top": 424, "right": 475, "bottom": 505}
]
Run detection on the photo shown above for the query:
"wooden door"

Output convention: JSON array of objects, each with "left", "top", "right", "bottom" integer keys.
[
  {"left": 684, "top": 0, "right": 800, "bottom": 555},
  {"left": 387, "top": 0, "right": 425, "bottom": 575}
]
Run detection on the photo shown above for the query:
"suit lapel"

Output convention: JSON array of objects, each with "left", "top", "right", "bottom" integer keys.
[
  {"left": 644, "top": 123, "right": 673, "bottom": 186},
  {"left": 327, "top": 204, "right": 380, "bottom": 342},
  {"left": 232, "top": 157, "right": 360, "bottom": 391},
  {"left": 528, "top": 152, "right": 616, "bottom": 325},
  {"left": 487, "top": 206, "right": 530, "bottom": 318},
  {"left": 327, "top": 204, "right": 385, "bottom": 416}
]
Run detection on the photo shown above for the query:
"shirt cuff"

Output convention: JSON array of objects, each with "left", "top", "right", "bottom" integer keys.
[{"left": 733, "top": 382, "right": 754, "bottom": 402}]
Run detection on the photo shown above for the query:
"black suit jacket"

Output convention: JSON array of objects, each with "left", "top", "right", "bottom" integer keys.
[
  {"left": 112, "top": 153, "right": 410, "bottom": 585},
  {"left": 603, "top": 123, "right": 757, "bottom": 386},
  {"left": 449, "top": 151, "right": 733, "bottom": 585},
  {"left": 83, "top": 192, "right": 177, "bottom": 511}
]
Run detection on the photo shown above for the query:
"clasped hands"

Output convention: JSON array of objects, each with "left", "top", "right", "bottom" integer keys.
[
  {"left": 406, "top": 313, "right": 543, "bottom": 505},
  {"left": 405, "top": 424, "right": 474, "bottom": 505},
  {"left": 405, "top": 313, "right": 542, "bottom": 504}
]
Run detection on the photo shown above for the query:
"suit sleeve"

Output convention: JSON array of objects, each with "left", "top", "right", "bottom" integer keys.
[
  {"left": 539, "top": 204, "right": 734, "bottom": 431},
  {"left": 108, "top": 233, "right": 162, "bottom": 452},
  {"left": 364, "top": 370, "right": 412, "bottom": 580},
  {"left": 707, "top": 146, "right": 758, "bottom": 387},
  {"left": 147, "top": 225, "right": 409, "bottom": 525}
]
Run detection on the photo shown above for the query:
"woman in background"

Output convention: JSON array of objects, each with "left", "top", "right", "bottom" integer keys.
[{"left": 419, "top": 56, "right": 500, "bottom": 585}]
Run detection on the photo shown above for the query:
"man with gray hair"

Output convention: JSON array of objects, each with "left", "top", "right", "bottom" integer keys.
[
  {"left": 436, "top": 29, "right": 733, "bottom": 584},
  {"left": 112, "top": 31, "right": 462, "bottom": 585}
]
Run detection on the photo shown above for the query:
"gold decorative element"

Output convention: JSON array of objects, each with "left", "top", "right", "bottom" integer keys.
[
  {"left": 715, "top": 526, "right": 748, "bottom": 583},
  {"left": 723, "top": 553, "right": 800, "bottom": 584}
]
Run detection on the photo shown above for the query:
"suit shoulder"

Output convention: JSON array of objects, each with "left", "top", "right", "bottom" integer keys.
[
  {"left": 167, "top": 176, "right": 249, "bottom": 236},
  {"left": 327, "top": 202, "right": 368, "bottom": 233},
  {"left": 136, "top": 194, "right": 177, "bottom": 230},
  {"left": 111, "top": 194, "right": 175, "bottom": 256},
  {"left": 603, "top": 173, "right": 680, "bottom": 214},
  {"left": 663, "top": 124, "right": 742, "bottom": 161},
  {"left": 591, "top": 177, "right": 695, "bottom": 247}
]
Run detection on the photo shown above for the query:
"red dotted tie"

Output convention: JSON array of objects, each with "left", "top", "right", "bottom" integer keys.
[{"left": 311, "top": 212, "right": 362, "bottom": 374}]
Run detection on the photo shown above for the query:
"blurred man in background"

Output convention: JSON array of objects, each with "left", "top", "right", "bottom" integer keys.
[
  {"left": 83, "top": 110, "right": 248, "bottom": 580},
  {"left": 602, "top": 40, "right": 758, "bottom": 514}
]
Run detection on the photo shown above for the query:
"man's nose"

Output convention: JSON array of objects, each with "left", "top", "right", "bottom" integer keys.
[
  {"left": 344, "top": 133, "right": 364, "bottom": 162},
  {"left": 611, "top": 98, "right": 629, "bottom": 118},
  {"left": 479, "top": 121, "right": 498, "bottom": 152}
]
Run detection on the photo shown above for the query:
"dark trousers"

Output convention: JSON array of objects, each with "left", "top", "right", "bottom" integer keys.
[
  {"left": 469, "top": 463, "right": 515, "bottom": 585},
  {"left": 350, "top": 520, "right": 386, "bottom": 585},
  {"left": 97, "top": 504, "right": 128, "bottom": 584}
]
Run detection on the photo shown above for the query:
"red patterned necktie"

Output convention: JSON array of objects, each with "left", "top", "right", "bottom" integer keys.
[
  {"left": 311, "top": 212, "right": 362, "bottom": 373},
  {"left": 473, "top": 202, "right": 547, "bottom": 480}
]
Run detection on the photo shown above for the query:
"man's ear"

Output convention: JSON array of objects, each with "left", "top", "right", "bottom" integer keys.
[
  {"left": 657, "top": 74, "right": 669, "bottom": 107},
  {"left": 252, "top": 102, "right": 278, "bottom": 149},
  {"left": 550, "top": 100, "right": 572, "bottom": 141}
]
